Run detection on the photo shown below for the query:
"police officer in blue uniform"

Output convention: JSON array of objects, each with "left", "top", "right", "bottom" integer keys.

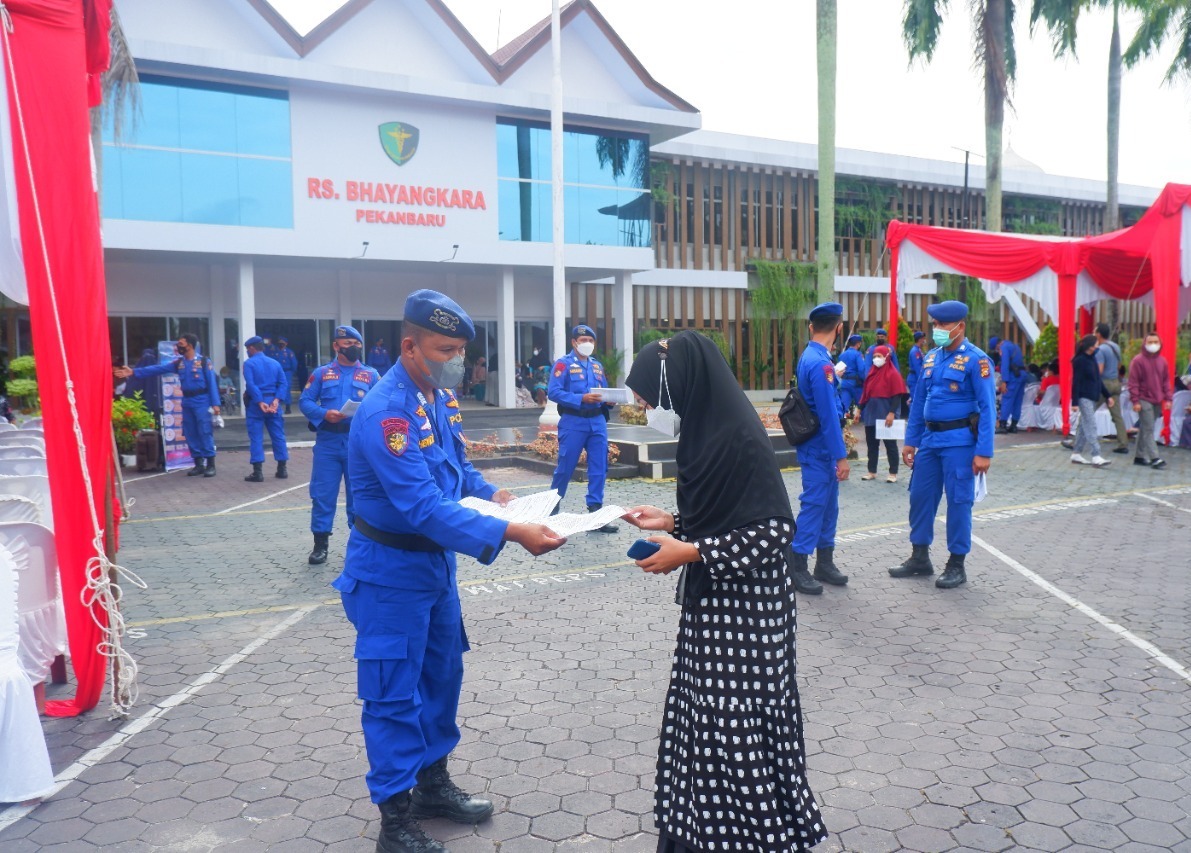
[
  {"left": 789, "top": 303, "right": 851, "bottom": 595},
  {"left": 890, "top": 301, "right": 996, "bottom": 589},
  {"left": 906, "top": 330, "right": 927, "bottom": 398},
  {"left": 548, "top": 324, "right": 617, "bottom": 532},
  {"left": 368, "top": 337, "right": 394, "bottom": 376},
  {"left": 120, "top": 333, "right": 220, "bottom": 477},
  {"left": 988, "top": 335, "right": 1027, "bottom": 433},
  {"left": 242, "top": 336, "right": 289, "bottom": 483},
  {"left": 300, "top": 326, "right": 381, "bottom": 565},
  {"left": 837, "top": 334, "right": 867, "bottom": 414},
  {"left": 333, "top": 290, "right": 565, "bottom": 853},
  {"left": 271, "top": 336, "right": 298, "bottom": 414},
  {"left": 866, "top": 328, "right": 900, "bottom": 373}
]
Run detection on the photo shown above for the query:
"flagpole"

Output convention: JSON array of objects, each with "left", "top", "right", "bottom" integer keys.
[{"left": 550, "top": 0, "right": 565, "bottom": 359}]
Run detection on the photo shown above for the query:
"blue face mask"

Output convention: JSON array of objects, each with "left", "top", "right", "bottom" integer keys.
[{"left": 932, "top": 327, "right": 955, "bottom": 347}]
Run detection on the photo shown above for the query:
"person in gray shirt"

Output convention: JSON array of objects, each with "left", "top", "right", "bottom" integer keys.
[{"left": 1095, "top": 323, "right": 1130, "bottom": 452}]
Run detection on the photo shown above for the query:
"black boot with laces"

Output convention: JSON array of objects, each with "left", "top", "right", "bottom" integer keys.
[
  {"left": 409, "top": 756, "right": 493, "bottom": 824},
  {"left": 376, "top": 791, "right": 445, "bottom": 853}
]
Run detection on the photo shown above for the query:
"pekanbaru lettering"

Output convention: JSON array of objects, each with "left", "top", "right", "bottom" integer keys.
[{"left": 357, "top": 209, "right": 447, "bottom": 227}]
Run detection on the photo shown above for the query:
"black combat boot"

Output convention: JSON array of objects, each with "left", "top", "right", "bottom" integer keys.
[
  {"left": 376, "top": 791, "right": 445, "bottom": 853},
  {"left": 994, "top": 421, "right": 1008, "bottom": 434},
  {"left": 1005, "top": 420, "right": 1018, "bottom": 434},
  {"left": 813, "top": 547, "right": 849, "bottom": 586},
  {"left": 788, "top": 551, "right": 823, "bottom": 596},
  {"left": 275, "top": 461, "right": 288, "bottom": 479},
  {"left": 245, "top": 463, "right": 264, "bottom": 483},
  {"left": 889, "top": 544, "right": 934, "bottom": 578},
  {"left": 587, "top": 503, "right": 617, "bottom": 533},
  {"left": 203, "top": 457, "right": 216, "bottom": 477},
  {"left": 936, "top": 553, "right": 967, "bottom": 589},
  {"left": 186, "top": 458, "right": 206, "bottom": 477},
  {"left": 409, "top": 756, "right": 494, "bottom": 824},
  {"left": 308, "top": 533, "right": 329, "bottom": 566}
]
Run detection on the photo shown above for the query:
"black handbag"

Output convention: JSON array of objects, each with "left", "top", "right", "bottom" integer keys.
[{"left": 778, "top": 376, "right": 820, "bottom": 446}]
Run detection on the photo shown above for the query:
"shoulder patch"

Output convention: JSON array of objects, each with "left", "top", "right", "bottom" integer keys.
[
  {"left": 823, "top": 364, "right": 835, "bottom": 383},
  {"left": 979, "top": 358, "right": 992, "bottom": 378},
  {"left": 383, "top": 417, "right": 409, "bottom": 456}
]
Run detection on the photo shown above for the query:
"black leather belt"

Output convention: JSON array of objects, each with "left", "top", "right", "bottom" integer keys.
[
  {"left": 355, "top": 517, "right": 443, "bottom": 553},
  {"left": 182, "top": 389, "right": 206, "bottom": 398},
  {"left": 926, "top": 418, "right": 971, "bottom": 432},
  {"left": 319, "top": 421, "right": 351, "bottom": 433},
  {"left": 558, "top": 406, "right": 602, "bottom": 418}
]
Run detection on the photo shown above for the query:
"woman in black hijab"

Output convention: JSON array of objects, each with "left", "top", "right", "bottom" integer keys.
[{"left": 623, "top": 331, "right": 827, "bottom": 853}]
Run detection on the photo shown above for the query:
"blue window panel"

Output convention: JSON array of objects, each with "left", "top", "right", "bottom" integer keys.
[
  {"left": 238, "top": 159, "right": 293, "bottom": 228},
  {"left": 177, "top": 86, "right": 238, "bottom": 154},
  {"left": 236, "top": 94, "right": 291, "bottom": 158},
  {"left": 179, "top": 153, "right": 238, "bottom": 224},
  {"left": 128, "top": 82, "right": 181, "bottom": 149},
  {"left": 617, "top": 189, "right": 652, "bottom": 248},
  {"left": 100, "top": 144, "right": 124, "bottom": 220},
  {"left": 120, "top": 148, "right": 183, "bottom": 222},
  {"left": 565, "top": 184, "right": 620, "bottom": 246},
  {"left": 498, "top": 179, "right": 552, "bottom": 242},
  {"left": 496, "top": 122, "right": 550, "bottom": 182},
  {"left": 565, "top": 130, "right": 649, "bottom": 190}
]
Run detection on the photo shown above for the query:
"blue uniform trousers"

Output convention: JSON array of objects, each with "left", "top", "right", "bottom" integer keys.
[
  {"left": 181, "top": 398, "right": 216, "bottom": 459},
  {"left": 310, "top": 433, "right": 353, "bottom": 534},
  {"left": 839, "top": 381, "right": 862, "bottom": 412},
  {"left": 1000, "top": 378, "right": 1027, "bottom": 423},
  {"left": 792, "top": 450, "right": 839, "bottom": 554},
  {"left": 247, "top": 411, "right": 289, "bottom": 464},
  {"left": 282, "top": 372, "right": 294, "bottom": 408},
  {"left": 550, "top": 414, "right": 608, "bottom": 507},
  {"left": 334, "top": 565, "right": 464, "bottom": 803},
  {"left": 909, "top": 445, "right": 975, "bottom": 555}
]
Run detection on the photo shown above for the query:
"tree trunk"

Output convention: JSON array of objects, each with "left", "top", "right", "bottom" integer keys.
[
  {"left": 984, "top": 0, "right": 1006, "bottom": 233},
  {"left": 1105, "top": 0, "right": 1122, "bottom": 330},
  {"left": 816, "top": 0, "right": 837, "bottom": 301}
]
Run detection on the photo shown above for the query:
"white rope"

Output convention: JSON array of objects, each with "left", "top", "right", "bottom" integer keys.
[{"left": 1, "top": 8, "right": 140, "bottom": 717}]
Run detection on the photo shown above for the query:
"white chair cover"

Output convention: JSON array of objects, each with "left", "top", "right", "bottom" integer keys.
[
  {"left": 0, "top": 495, "right": 41, "bottom": 525},
  {"left": 1118, "top": 388, "right": 1138, "bottom": 430},
  {"left": 0, "top": 522, "right": 66, "bottom": 688},
  {"left": 1015, "top": 383, "right": 1042, "bottom": 429},
  {"left": 18, "top": 417, "right": 42, "bottom": 430},
  {"left": 0, "top": 458, "right": 47, "bottom": 477},
  {"left": 0, "top": 432, "right": 43, "bottom": 448},
  {"left": 1020, "top": 385, "right": 1062, "bottom": 431},
  {"left": 0, "top": 542, "right": 55, "bottom": 802},
  {"left": 1170, "top": 390, "right": 1191, "bottom": 444},
  {"left": 0, "top": 445, "right": 44, "bottom": 460},
  {"left": 0, "top": 475, "right": 52, "bottom": 530},
  {"left": 0, "top": 422, "right": 15, "bottom": 431}
]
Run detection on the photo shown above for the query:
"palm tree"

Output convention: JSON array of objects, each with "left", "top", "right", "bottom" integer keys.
[
  {"left": 903, "top": 0, "right": 1017, "bottom": 232},
  {"left": 1123, "top": 0, "right": 1191, "bottom": 82},
  {"left": 816, "top": 0, "right": 837, "bottom": 300},
  {"left": 91, "top": 5, "right": 141, "bottom": 191}
]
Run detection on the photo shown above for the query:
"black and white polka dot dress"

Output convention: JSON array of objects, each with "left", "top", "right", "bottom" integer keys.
[{"left": 655, "top": 516, "right": 827, "bottom": 853}]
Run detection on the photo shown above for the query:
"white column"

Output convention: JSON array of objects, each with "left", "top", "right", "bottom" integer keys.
[
  {"left": 550, "top": 0, "right": 566, "bottom": 360},
  {"left": 614, "top": 271, "right": 634, "bottom": 382},
  {"left": 209, "top": 265, "right": 225, "bottom": 373},
  {"left": 337, "top": 269, "right": 352, "bottom": 329},
  {"left": 237, "top": 257, "right": 255, "bottom": 398},
  {"left": 497, "top": 267, "right": 516, "bottom": 409}
]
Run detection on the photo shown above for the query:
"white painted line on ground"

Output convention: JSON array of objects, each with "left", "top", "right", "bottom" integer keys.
[
  {"left": 123, "top": 469, "right": 175, "bottom": 482},
  {"left": 1133, "top": 491, "right": 1191, "bottom": 514},
  {"left": 971, "top": 534, "right": 1191, "bottom": 686},
  {"left": 0, "top": 604, "right": 319, "bottom": 832},
  {"left": 215, "top": 482, "right": 310, "bottom": 515}
]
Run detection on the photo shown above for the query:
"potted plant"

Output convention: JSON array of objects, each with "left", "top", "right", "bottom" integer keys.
[{"left": 112, "top": 393, "right": 155, "bottom": 467}]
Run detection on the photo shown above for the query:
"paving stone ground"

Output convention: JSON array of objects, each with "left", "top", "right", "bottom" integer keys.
[{"left": 3, "top": 428, "right": 1190, "bottom": 852}]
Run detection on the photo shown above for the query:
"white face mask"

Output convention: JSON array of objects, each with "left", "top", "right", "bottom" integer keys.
[
  {"left": 872, "top": 356, "right": 887, "bottom": 368},
  {"left": 576, "top": 341, "right": 596, "bottom": 357},
  {"left": 645, "top": 361, "right": 681, "bottom": 437},
  {"left": 1145, "top": 343, "right": 1161, "bottom": 354}
]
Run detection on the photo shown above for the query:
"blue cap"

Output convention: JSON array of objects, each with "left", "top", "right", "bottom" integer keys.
[
  {"left": 572, "top": 324, "right": 596, "bottom": 339},
  {"left": 875, "top": 328, "right": 888, "bottom": 336},
  {"left": 333, "top": 325, "right": 364, "bottom": 343},
  {"left": 277, "top": 336, "right": 288, "bottom": 345},
  {"left": 244, "top": 335, "right": 263, "bottom": 348},
  {"left": 403, "top": 289, "right": 475, "bottom": 341},
  {"left": 927, "top": 300, "right": 969, "bottom": 323},
  {"left": 847, "top": 334, "right": 863, "bottom": 344},
  {"left": 809, "top": 302, "right": 844, "bottom": 322},
  {"left": 913, "top": 331, "right": 925, "bottom": 340},
  {"left": 988, "top": 336, "right": 1001, "bottom": 349}
]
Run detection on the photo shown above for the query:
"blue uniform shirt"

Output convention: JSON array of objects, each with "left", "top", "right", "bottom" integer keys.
[
  {"left": 905, "top": 341, "right": 997, "bottom": 456},
  {"left": 796, "top": 341, "right": 848, "bottom": 461},
  {"left": 300, "top": 359, "right": 381, "bottom": 429},
  {"left": 839, "top": 347, "right": 867, "bottom": 389},
  {"left": 341, "top": 360, "right": 508, "bottom": 586},
  {"left": 907, "top": 345, "right": 926, "bottom": 392},
  {"left": 272, "top": 347, "right": 298, "bottom": 375},
  {"left": 367, "top": 345, "right": 393, "bottom": 375},
  {"left": 547, "top": 351, "right": 609, "bottom": 413},
  {"left": 135, "top": 354, "right": 219, "bottom": 403},
  {"left": 997, "top": 340, "right": 1025, "bottom": 381},
  {"left": 243, "top": 351, "right": 287, "bottom": 406}
]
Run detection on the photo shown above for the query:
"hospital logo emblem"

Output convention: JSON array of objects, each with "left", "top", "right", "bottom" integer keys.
[{"left": 379, "top": 122, "right": 420, "bottom": 166}]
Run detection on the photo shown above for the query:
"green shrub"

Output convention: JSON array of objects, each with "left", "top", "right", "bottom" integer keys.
[{"left": 7, "top": 355, "right": 35, "bottom": 380}]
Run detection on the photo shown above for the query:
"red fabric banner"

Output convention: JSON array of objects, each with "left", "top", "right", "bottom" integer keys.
[{"left": 4, "top": 0, "right": 114, "bottom": 716}]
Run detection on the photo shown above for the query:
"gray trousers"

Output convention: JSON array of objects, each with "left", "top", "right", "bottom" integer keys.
[
  {"left": 1074, "top": 398, "right": 1101, "bottom": 458},
  {"left": 1099, "top": 378, "right": 1128, "bottom": 444},
  {"left": 1135, "top": 400, "right": 1160, "bottom": 461}
]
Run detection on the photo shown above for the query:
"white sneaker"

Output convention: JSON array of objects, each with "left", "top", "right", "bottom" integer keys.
[
  {"left": 1091, "top": 456, "right": 1111, "bottom": 467},
  {"left": 1070, "top": 453, "right": 1089, "bottom": 464}
]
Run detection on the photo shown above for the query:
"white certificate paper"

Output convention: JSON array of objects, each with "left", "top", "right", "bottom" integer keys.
[
  {"left": 459, "top": 489, "right": 626, "bottom": 537},
  {"left": 339, "top": 399, "right": 360, "bottom": 417},
  {"left": 594, "top": 387, "right": 635, "bottom": 404},
  {"left": 875, "top": 419, "right": 906, "bottom": 440}
]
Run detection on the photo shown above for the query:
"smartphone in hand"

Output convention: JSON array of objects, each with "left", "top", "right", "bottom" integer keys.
[{"left": 627, "top": 539, "right": 662, "bottom": 560}]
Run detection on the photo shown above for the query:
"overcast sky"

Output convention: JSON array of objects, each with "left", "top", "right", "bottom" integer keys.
[{"left": 269, "top": 0, "right": 1191, "bottom": 192}]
